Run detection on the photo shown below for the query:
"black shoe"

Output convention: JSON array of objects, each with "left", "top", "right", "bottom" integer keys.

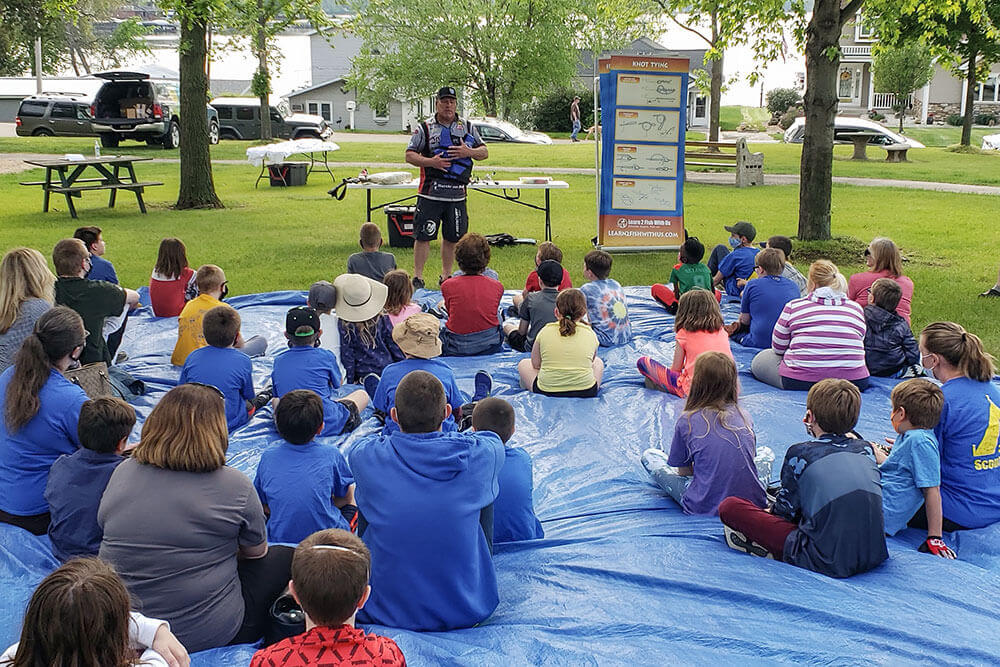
[
  {"left": 250, "top": 386, "right": 273, "bottom": 410},
  {"left": 505, "top": 304, "right": 519, "bottom": 319},
  {"left": 979, "top": 287, "right": 1000, "bottom": 298},
  {"left": 412, "top": 276, "right": 425, "bottom": 290},
  {"left": 438, "top": 275, "right": 449, "bottom": 287},
  {"left": 723, "top": 525, "right": 774, "bottom": 559}
]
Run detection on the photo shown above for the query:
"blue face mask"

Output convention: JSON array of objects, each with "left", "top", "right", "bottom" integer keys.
[{"left": 728, "top": 236, "right": 740, "bottom": 248}]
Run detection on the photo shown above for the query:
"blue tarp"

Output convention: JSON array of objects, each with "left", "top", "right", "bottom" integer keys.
[{"left": 2, "top": 287, "right": 999, "bottom": 666}]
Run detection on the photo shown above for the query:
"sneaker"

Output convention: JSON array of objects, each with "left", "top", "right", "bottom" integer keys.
[
  {"left": 473, "top": 370, "right": 492, "bottom": 402},
  {"left": 362, "top": 373, "right": 380, "bottom": 398},
  {"left": 114, "top": 351, "right": 129, "bottom": 364},
  {"left": 979, "top": 287, "right": 1000, "bottom": 298},
  {"left": 438, "top": 275, "right": 449, "bottom": 287},
  {"left": 505, "top": 304, "right": 519, "bottom": 319},
  {"left": 723, "top": 525, "right": 775, "bottom": 559},
  {"left": 250, "top": 386, "right": 273, "bottom": 410},
  {"left": 640, "top": 448, "right": 672, "bottom": 476},
  {"left": 412, "top": 276, "right": 425, "bottom": 290}
]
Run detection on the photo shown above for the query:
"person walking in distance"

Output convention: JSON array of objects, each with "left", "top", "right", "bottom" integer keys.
[{"left": 570, "top": 96, "right": 581, "bottom": 142}]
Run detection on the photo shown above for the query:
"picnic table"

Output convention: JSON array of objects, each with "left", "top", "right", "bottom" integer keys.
[
  {"left": 839, "top": 131, "right": 882, "bottom": 160},
  {"left": 339, "top": 178, "right": 570, "bottom": 242},
  {"left": 20, "top": 155, "right": 161, "bottom": 219}
]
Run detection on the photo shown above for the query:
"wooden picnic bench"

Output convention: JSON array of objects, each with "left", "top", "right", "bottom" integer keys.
[
  {"left": 684, "top": 137, "right": 764, "bottom": 187},
  {"left": 20, "top": 155, "right": 162, "bottom": 219}
]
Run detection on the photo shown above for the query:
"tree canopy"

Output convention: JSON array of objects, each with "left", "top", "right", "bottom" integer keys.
[{"left": 872, "top": 41, "right": 934, "bottom": 132}]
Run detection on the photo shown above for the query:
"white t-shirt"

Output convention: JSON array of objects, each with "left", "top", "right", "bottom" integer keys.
[
  {"left": 318, "top": 311, "right": 347, "bottom": 382},
  {"left": 2, "top": 612, "right": 170, "bottom": 666}
]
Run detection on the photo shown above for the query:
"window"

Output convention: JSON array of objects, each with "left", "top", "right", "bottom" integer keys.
[
  {"left": 236, "top": 106, "right": 254, "bottom": 121},
  {"left": 76, "top": 105, "right": 91, "bottom": 120},
  {"left": 694, "top": 95, "right": 707, "bottom": 119},
  {"left": 18, "top": 101, "right": 48, "bottom": 117},
  {"left": 217, "top": 106, "right": 232, "bottom": 120},
  {"left": 51, "top": 103, "right": 76, "bottom": 119},
  {"left": 291, "top": 103, "right": 303, "bottom": 112},
  {"left": 307, "top": 102, "right": 318, "bottom": 115},
  {"left": 975, "top": 75, "right": 999, "bottom": 103},
  {"left": 320, "top": 103, "right": 331, "bottom": 121},
  {"left": 373, "top": 102, "right": 390, "bottom": 122},
  {"left": 854, "top": 15, "right": 877, "bottom": 41},
  {"left": 838, "top": 66, "right": 861, "bottom": 101}
]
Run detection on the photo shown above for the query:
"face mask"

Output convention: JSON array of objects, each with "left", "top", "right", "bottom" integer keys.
[
  {"left": 220, "top": 283, "right": 229, "bottom": 299},
  {"left": 920, "top": 353, "right": 937, "bottom": 378},
  {"left": 728, "top": 236, "right": 740, "bottom": 248},
  {"left": 803, "top": 413, "right": 815, "bottom": 438}
]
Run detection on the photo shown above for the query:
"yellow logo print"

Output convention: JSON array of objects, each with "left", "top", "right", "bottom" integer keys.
[{"left": 972, "top": 396, "right": 1000, "bottom": 458}]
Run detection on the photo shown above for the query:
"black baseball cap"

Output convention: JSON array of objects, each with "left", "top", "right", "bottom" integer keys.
[
  {"left": 724, "top": 221, "right": 757, "bottom": 241},
  {"left": 537, "top": 260, "right": 564, "bottom": 287},
  {"left": 286, "top": 306, "right": 319, "bottom": 337},
  {"left": 437, "top": 86, "right": 457, "bottom": 100}
]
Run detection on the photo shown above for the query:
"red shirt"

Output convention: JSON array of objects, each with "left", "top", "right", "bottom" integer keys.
[
  {"left": 149, "top": 266, "right": 194, "bottom": 318},
  {"left": 524, "top": 268, "right": 572, "bottom": 293},
  {"left": 250, "top": 625, "right": 406, "bottom": 667},
  {"left": 442, "top": 274, "right": 503, "bottom": 334}
]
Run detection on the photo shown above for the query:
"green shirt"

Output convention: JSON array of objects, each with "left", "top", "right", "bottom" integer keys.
[
  {"left": 669, "top": 262, "right": 713, "bottom": 296},
  {"left": 54, "top": 277, "right": 126, "bottom": 365}
]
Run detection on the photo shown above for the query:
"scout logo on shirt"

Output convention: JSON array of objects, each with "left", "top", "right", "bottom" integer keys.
[{"left": 972, "top": 396, "right": 1000, "bottom": 470}]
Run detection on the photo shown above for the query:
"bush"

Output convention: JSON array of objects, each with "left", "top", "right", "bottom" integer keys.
[
  {"left": 778, "top": 109, "right": 798, "bottom": 130},
  {"left": 946, "top": 114, "right": 964, "bottom": 126},
  {"left": 974, "top": 112, "right": 998, "bottom": 126},
  {"left": 524, "top": 90, "right": 594, "bottom": 133},
  {"left": 766, "top": 88, "right": 801, "bottom": 115}
]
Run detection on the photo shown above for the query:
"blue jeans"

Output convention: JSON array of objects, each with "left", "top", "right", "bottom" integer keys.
[
  {"left": 441, "top": 325, "right": 503, "bottom": 357},
  {"left": 649, "top": 467, "right": 692, "bottom": 508},
  {"left": 571, "top": 119, "right": 581, "bottom": 140}
]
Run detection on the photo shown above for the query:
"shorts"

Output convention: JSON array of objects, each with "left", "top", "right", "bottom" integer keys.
[
  {"left": 506, "top": 329, "right": 529, "bottom": 352},
  {"left": 532, "top": 378, "right": 599, "bottom": 398},
  {"left": 336, "top": 398, "right": 363, "bottom": 433},
  {"left": 414, "top": 196, "right": 468, "bottom": 243}
]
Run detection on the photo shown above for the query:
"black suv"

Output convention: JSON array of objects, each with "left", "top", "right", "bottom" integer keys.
[
  {"left": 90, "top": 71, "right": 220, "bottom": 149},
  {"left": 209, "top": 98, "right": 331, "bottom": 140}
]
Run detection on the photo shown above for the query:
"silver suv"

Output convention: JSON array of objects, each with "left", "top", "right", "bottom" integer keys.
[{"left": 15, "top": 94, "right": 96, "bottom": 137}]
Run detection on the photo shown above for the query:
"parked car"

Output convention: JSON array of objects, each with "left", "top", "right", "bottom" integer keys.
[
  {"left": 15, "top": 94, "right": 96, "bottom": 137},
  {"left": 89, "top": 70, "right": 220, "bottom": 149},
  {"left": 209, "top": 98, "right": 332, "bottom": 140},
  {"left": 469, "top": 117, "right": 553, "bottom": 144},
  {"left": 783, "top": 116, "right": 926, "bottom": 148}
]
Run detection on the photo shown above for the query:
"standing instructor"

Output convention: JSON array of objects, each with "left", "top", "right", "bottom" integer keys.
[{"left": 406, "top": 87, "right": 488, "bottom": 289}]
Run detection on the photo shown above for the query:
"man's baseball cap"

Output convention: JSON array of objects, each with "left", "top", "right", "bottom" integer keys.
[
  {"left": 307, "top": 280, "right": 336, "bottom": 311},
  {"left": 724, "top": 221, "right": 757, "bottom": 241},
  {"left": 537, "top": 260, "right": 564, "bottom": 287},
  {"left": 286, "top": 306, "right": 320, "bottom": 337},
  {"left": 437, "top": 87, "right": 457, "bottom": 100}
]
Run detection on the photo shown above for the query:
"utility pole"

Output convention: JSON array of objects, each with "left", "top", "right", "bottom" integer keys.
[{"left": 34, "top": 36, "right": 43, "bottom": 93}]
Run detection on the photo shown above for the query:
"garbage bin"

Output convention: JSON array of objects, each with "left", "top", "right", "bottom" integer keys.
[
  {"left": 267, "top": 161, "right": 309, "bottom": 187},
  {"left": 385, "top": 205, "right": 416, "bottom": 248}
]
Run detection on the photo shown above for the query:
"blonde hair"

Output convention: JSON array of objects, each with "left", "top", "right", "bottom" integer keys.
[
  {"left": 920, "top": 322, "right": 996, "bottom": 383},
  {"left": 0, "top": 248, "right": 55, "bottom": 333},
  {"left": 806, "top": 259, "right": 847, "bottom": 294},
  {"left": 868, "top": 237, "right": 903, "bottom": 277},
  {"left": 195, "top": 264, "right": 226, "bottom": 293},
  {"left": 132, "top": 384, "right": 228, "bottom": 472}
]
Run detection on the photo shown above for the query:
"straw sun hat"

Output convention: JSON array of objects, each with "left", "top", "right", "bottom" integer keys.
[{"left": 333, "top": 274, "right": 388, "bottom": 322}]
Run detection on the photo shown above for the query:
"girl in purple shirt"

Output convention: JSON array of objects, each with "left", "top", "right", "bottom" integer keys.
[{"left": 641, "top": 351, "right": 767, "bottom": 516}]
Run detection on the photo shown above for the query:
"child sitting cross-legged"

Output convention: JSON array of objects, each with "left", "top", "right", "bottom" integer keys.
[
  {"left": 372, "top": 312, "right": 490, "bottom": 433},
  {"left": 254, "top": 390, "right": 358, "bottom": 544},
  {"left": 510, "top": 241, "right": 573, "bottom": 311},
  {"left": 149, "top": 237, "right": 196, "bottom": 318},
  {"left": 518, "top": 288, "right": 604, "bottom": 398},
  {"left": 725, "top": 248, "right": 801, "bottom": 349},
  {"left": 637, "top": 288, "right": 733, "bottom": 398},
  {"left": 875, "top": 378, "right": 956, "bottom": 558},
  {"left": 307, "top": 280, "right": 346, "bottom": 382},
  {"left": 640, "top": 352, "right": 767, "bottom": 516},
  {"left": 718, "top": 379, "right": 889, "bottom": 578},
  {"left": 864, "top": 278, "right": 921, "bottom": 377},
  {"left": 440, "top": 233, "right": 504, "bottom": 356},
  {"left": 179, "top": 305, "right": 257, "bottom": 431},
  {"left": 503, "top": 259, "right": 563, "bottom": 353},
  {"left": 272, "top": 306, "right": 369, "bottom": 437},
  {"left": 383, "top": 269, "right": 422, "bottom": 327},
  {"left": 580, "top": 250, "right": 632, "bottom": 346},
  {"left": 651, "top": 236, "right": 714, "bottom": 315},
  {"left": 45, "top": 396, "right": 135, "bottom": 562},
  {"left": 347, "top": 222, "right": 397, "bottom": 282},
  {"left": 350, "top": 370, "right": 504, "bottom": 631},
  {"left": 249, "top": 529, "right": 405, "bottom": 667},
  {"left": 334, "top": 274, "right": 404, "bottom": 385},
  {"left": 472, "top": 397, "right": 544, "bottom": 542}
]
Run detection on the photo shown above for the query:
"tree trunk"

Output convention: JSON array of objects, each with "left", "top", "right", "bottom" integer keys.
[
  {"left": 256, "top": 0, "right": 271, "bottom": 141},
  {"left": 797, "top": 0, "right": 842, "bottom": 241},
  {"left": 176, "top": 10, "right": 222, "bottom": 210},
  {"left": 708, "top": 10, "right": 722, "bottom": 143},
  {"left": 962, "top": 48, "right": 978, "bottom": 146}
]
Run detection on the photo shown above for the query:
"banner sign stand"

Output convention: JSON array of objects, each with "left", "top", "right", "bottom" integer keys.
[{"left": 595, "top": 56, "right": 689, "bottom": 252}]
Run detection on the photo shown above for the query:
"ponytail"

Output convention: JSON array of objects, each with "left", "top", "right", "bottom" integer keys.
[
  {"left": 921, "top": 321, "right": 996, "bottom": 383},
  {"left": 5, "top": 307, "right": 85, "bottom": 432},
  {"left": 555, "top": 289, "right": 587, "bottom": 338}
]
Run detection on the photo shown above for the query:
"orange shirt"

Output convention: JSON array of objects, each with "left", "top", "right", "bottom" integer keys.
[{"left": 675, "top": 328, "right": 734, "bottom": 393}]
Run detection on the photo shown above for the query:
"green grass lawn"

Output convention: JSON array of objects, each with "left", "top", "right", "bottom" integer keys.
[
  {"left": 719, "top": 106, "right": 771, "bottom": 131},
  {"left": 3, "top": 157, "right": 999, "bottom": 354},
  {"left": 897, "top": 126, "right": 996, "bottom": 148}
]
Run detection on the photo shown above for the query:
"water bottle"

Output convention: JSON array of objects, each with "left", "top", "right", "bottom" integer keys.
[
  {"left": 754, "top": 446, "right": 775, "bottom": 487},
  {"left": 94, "top": 140, "right": 101, "bottom": 158}
]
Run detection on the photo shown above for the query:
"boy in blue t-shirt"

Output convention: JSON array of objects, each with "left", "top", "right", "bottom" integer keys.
[
  {"left": 179, "top": 305, "right": 256, "bottom": 431},
  {"left": 372, "top": 312, "right": 466, "bottom": 433},
  {"left": 472, "top": 397, "right": 544, "bottom": 543},
  {"left": 874, "top": 379, "right": 955, "bottom": 557},
  {"left": 45, "top": 397, "right": 134, "bottom": 562},
  {"left": 727, "top": 247, "right": 800, "bottom": 348},
  {"left": 254, "top": 390, "right": 357, "bottom": 543},
  {"left": 709, "top": 221, "right": 760, "bottom": 298},
  {"left": 74, "top": 225, "right": 118, "bottom": 284},
  {"left": 350, "top": 370, "right": 504, "bottom": 631},
  {"left": 272, "top": 306, "right": 369, "bottom": 437},
  {"left": 718, "top": 379, "right": 888, "bottom": 578},
  {"left": 580, "top": 249, "right": 632, "bottom": 347}
]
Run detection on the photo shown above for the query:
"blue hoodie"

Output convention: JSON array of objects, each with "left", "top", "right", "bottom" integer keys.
[{"left": 350, "top": 428, "right": 504, "bottom": 631}]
